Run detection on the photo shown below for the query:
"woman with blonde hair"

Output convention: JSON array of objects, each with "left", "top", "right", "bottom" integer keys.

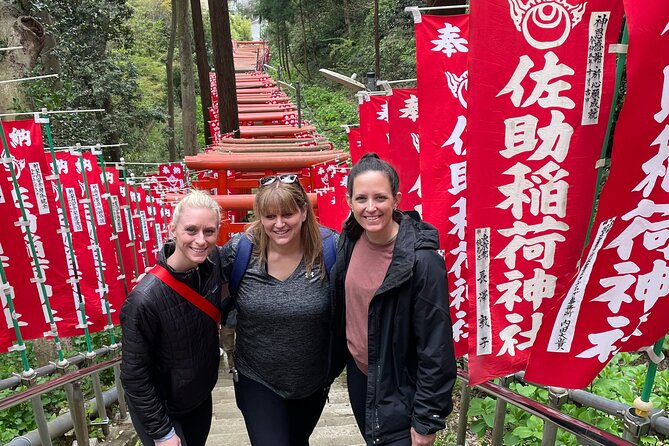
[
  {"left": 121, "top": 190, "right": 224, "bottom": 446},
  {"left": 219, "top": 174, "right": 338, "bottom": 446}
]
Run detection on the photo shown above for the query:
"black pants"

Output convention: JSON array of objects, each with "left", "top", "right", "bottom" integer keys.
[
  {"left": 129, "top": 395, "right": 213, "bottom": 446},
  {"left": 347, "top": 356, "right": 411, "bottom": 446},
  {"left": 234, "top": 371, "right": 327, "bottom": 446}
]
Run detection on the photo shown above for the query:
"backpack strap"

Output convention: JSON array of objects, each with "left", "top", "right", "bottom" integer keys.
[
  {"left": 229, "top": 234, "right": 253, "bottom": 298},
  {"left": 320, "top": 227, "right": 337, "bottom": 276},
  {"left": 150, "top": 265, "right": 221, "bottom": 325}
]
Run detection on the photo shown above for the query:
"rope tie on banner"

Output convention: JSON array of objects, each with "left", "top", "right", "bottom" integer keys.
[
  {"left": 0, "top": 156, "right": 12, "bottom": 164},
  {"left": 609, "top": 44, "right": 628, "bottom": 54},
  {"left": 14, "top": 218, "right": 30, "bottom": 227},
  {"left": 66, "top": 277, "right": 81, "bottom": 285},
  {"left": 595, "top": 158, "right": 608, "bottom": 169},
  {"left": 8, "top": 344, "right": 27, "bottom": 352},
  {"left": 29, "top": 276, "right": 46, "bottom": 284},
  {"left": 56, "top": 227, "right": 70, "bottom": 235},
  {"left": 87, "top": 244, "right": 100, "bottom": 251}
]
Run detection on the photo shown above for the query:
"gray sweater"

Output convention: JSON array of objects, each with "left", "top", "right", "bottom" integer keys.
[{"left": 220, "top": 231, "right": 337, "bottom": 399}]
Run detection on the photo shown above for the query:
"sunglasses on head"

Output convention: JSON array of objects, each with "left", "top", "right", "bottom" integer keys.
[{"left": 259, "top": 174, "right": 299, "bottom": 188}]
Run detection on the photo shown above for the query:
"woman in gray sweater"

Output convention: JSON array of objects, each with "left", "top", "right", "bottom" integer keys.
[{"left": 219, "top": 174, "right": 337, "bottom": 446}]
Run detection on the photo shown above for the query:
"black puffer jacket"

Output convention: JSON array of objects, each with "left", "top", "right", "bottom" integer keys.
[
  {"left": 120, "top": 242, "right": 222, "bottom": 439},
  {"left": 329, "top": 213, "right": 457, "bottom": 445}
]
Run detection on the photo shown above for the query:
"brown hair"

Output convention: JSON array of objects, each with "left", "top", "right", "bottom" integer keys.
[{"left": 246, "top": 181, "right": 325, "bottom": 278}]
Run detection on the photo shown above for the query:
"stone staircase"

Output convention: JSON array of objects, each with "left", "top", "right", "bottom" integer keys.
[{"left": 206, "top": 365, "right": 365, "bottom": 446}]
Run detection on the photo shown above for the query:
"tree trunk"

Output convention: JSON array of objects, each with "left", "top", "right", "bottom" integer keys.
[
  {"left": 190, "top": 0, "right": 212, "bottom": 146},
  {"left": 208, "top": 0, "right": 239, "bottom": 138},
  {"left": 297, "top": 0, "right": 310, "bottom": 78},
  {"left": 342, "top": 0, "right": 351, "bottom": 35},
  {"left": 177, "top": 0, "right": 199, "bottom": 156},
  {"left": 166, "top": 0, "right": 177, "bottom": 161},
  {"left": 0, "top": 3, "right": 45, "bottom": 114}
]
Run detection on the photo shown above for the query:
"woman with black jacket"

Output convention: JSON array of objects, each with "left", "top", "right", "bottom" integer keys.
[
  {"left": 329, "top": 153, "right": 457, "bottom": 446},
  {"left": 120, "top": 191, "right": 223, "bottom": 446}
]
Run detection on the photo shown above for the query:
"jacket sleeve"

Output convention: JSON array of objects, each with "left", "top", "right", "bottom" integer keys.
[
  {"left": 120, "top": 288, "right": 172, "bottom": 439},
  {"left": 410, "top": 250, "right": 457, "bottom": 435}
]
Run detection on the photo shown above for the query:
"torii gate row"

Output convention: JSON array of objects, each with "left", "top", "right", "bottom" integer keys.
[
  {"left": 163, "top": 192, "right": 319, "bottom": 245},
  {"left": 186, "top": 151, "right": 349, "bottom": 193},
  {"left": 209, "top": 143, "right": 334, "bottom": 153}
]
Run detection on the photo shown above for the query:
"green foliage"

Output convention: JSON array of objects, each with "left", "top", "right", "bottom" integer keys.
[
  {"left": 230, "top": 13, "right": 253, "bottom": 41},
  {"left": 463, "top": 350, "right": 669, "bottom": 446},
  {"left": 298, "top": 85, "right": 358, "bottom": 151}
]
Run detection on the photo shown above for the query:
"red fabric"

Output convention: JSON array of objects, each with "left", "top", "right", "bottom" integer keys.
[
  {"left": 346, "top": 127, "right": 363, "bottom": 164},
  {"left": 84, "top": 153, "right": 126, "bottom": 324},
  {"left": 55, "top": 152, "right": 107, "bottom": 333},
  {"left": 359, "top": 95, "right": 391, "bottom": 161},
  {"left": 525, "top": 0, "right": 669, "bottom": 388},
  {"left": 387, "top": 88, "right": 422, "bottom": 214},
  {"left": 105, "top": 168, "right": 138, "bottom": 290},
  {"left": 315, "top": 166, "right": 350, "bottom": 232},
  {"left": 415, "top": 14, "right": 471, "bottom": 357},
  {"left": 0, "top": 161, "right": 49, "bottom": 349},
  {"left": 1, "top": 120, "right": 81, "bottom": 338},
  {"left": 466, "top": 1, "right": 624, "bottom": 385}
]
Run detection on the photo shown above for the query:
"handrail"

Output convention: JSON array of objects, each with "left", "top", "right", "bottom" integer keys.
[
  {"left": 0, "top": 357, "right": 121, "bottom": 412},
  {"left": 458, "top": 370, "right": 636, "bottom": 446}
]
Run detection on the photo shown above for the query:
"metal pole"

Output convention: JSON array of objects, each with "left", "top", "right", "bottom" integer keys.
[
  {"left": 113, "top": 364, "right": 128, "bottom": 420},
  {"left": 296, "top": 81, "right": 302, "bottom": 129},
  {"left": 491, "top": 377, "right": 510, "bottom": 446},
  {"left": 542, "top": 387, "right": 568, "bottom": 446},
  {"left": 64, "top": 382, "right": 90, "bottom": 446},
  {"left": 373, "top": 0, "right": 380, "bottom": 80},
  {"left": 31, "top": 396, "right": 52, "bottom": 446},
  {"left": 456, "top": 377, "right": 471, "bottom": 445},
  {"left": 90, "top": 372, "right": 110, "bottom": 436}
]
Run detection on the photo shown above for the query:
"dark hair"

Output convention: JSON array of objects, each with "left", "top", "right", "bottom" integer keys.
[{"left": 343, "top": 153, "right": 401, "bottom": 239}]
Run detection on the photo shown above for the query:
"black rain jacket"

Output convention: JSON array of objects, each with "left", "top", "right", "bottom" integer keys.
[
  {"left": 328, "top": 213, "right": 457, "bottom": 445},
  {"left": 120, "top": 242, "right": 222, "bottom": 440}
]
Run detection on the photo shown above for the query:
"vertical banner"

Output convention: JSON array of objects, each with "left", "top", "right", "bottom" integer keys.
[
  {"left": 466, "top": 0, "right": 624, "bottom": 384},
  {"left": 158, "top": 163, "right": 186, "bottom": 193},
  {"left": 359, "top": 94, "right": 391, "bottom": 162},
  {"left": 105, "top": 167, "right": 137, "bottom": 288},
  {"left": 55, "top": 152, "right": 106, "bottom": 332},
  {"left": 525, "top": 0, "right": 669, "bottom": 387},
  {"left": 1, "top": 119, "right": 81, "bottom": 338},
  {"left": 315, "top": 165, "right": 350, "bottom": 232},
  {"left": 85, "top": 153, "right": 126, "bottom": 323},
  {"left": 0, "top": 168, "right": 49, "bottom": 349},
  {"left": 415, "top": 13, "right": 470, "bottom": 357},
  {"left": 345, "top": 126, "right": 363, "bottom": 164},
  {"left": 388, "top": 88, "right": 422, "bottom": 214}
]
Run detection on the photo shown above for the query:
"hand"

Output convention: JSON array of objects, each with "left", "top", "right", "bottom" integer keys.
[
  {"left": 135, "top": 266, "right": 154, "bottom": 283},
  {"left": 410, "top": 427, "right": 436, "bottom": 446},
  {"left": 155, "top": 435, "right": 181, "bottom": 446}
]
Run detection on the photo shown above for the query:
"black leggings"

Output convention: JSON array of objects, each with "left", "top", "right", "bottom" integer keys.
[
  {"left": 129, "top": 395, "right": 212, "bottom": 446},
  {"left": 347, "top": 356, "right": 411, "bottom": 446},
  {"left": 234, "top": 371, "right": 327, "bottom": 446}
]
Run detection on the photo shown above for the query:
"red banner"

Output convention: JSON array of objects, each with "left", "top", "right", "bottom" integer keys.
[
  {"left": 56, "top": 152, "right": 108, "bottom": 332},
  {"left": 315, "top": 165, "right": 350, "bottom": 232},
  {"left": 104, "top": 167, "right": 138, "bottom": 289},
  {"left": 1, "top": 119, "right": 81, "bottom": 338},
  {"left": 0, "top": 164, "right": 49, "bottom": 350},
  {"left": 415, "top": 13, "right": 471, "bottom": 357},
  {"left": 157, "top": 163, "right": 186, "bottom": 193},
  {"left": 525, "top": 0, "right": 669, "bottom": 388},
  {"left": 346, "top": 126, "right": 363, "bottom": 164},
  {"left": 466, "top": 0, "right": 624, "bottom": 384},
  {"left": 388, "top": 88, "right": 422, "bottom": 214},
  {"left": 359, "top": 94, "right": 391, "bottom": 161}
]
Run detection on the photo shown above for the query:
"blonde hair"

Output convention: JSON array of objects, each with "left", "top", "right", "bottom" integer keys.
[
  {"left": 246, "top": 181, "right": 325, "bottom": 278},
  {"left": 171, "top": 190, "right": 221, "bottom": 227}
]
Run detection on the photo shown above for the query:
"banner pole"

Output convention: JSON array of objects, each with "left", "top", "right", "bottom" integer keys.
[
  {"left": 0, "top": 265, "right": 32, "bottom": 373},
  {"left": 119, "top": 159, "right": 142, "bottom": 282},
  {"left": 583, "top": 22, "right": 628, "bottom": 247},
  {"left": 0, "top": 117, "right": 66, "bottom": 364},
  {"left": 42, "top": 118, "right": 96, "bottom": 355},
  {"left": 131, "top": 181, "right": 151, "bottom": 268},
  {"left": 143, "top": 182, "right": 164, "bottom": 259},
  {"left": 75, "top": 146, "right": 117, "bottom": 349},
  {"left": 96, "top": 148, "right": 130, "bottom": 296}
]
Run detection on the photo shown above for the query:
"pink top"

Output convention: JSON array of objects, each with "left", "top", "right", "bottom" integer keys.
[{"left": 345, "top": 232, "right": 395, "bottom": 374}]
